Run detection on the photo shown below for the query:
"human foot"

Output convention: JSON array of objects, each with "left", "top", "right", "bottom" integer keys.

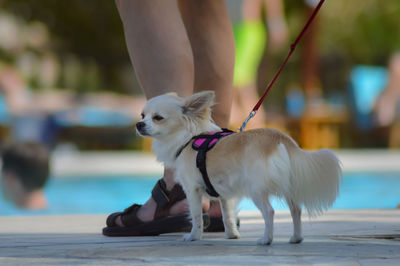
[
  {"left": 103, "top": 179, "right": 212, "bottom": 236},
  {"left": 113, "top": 196, "right": 189, "bottom": 227},
  {"left": 107, "top": 179, "right": 187, "bottom": 228}
]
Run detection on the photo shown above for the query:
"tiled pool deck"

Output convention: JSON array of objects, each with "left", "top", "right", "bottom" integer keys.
[{"left": 1, "top": 150, "right": 399, "bottom": 265}]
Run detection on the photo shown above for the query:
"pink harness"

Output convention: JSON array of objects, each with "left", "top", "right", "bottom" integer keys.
[
  {"left": 192, "top": 131, "right": 233, "bottom": 150},
  {"left": 175, "top": 128, "right": 235, "bottom": 197}
]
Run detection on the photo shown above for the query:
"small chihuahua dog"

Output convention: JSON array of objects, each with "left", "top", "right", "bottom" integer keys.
[{"left": 136, "top": 91, "right": 341, "bottom": 245}]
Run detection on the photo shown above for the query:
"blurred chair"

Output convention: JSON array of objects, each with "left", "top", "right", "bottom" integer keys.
[
  {"left": 390, "top": 123, "right": 400, "bottom": 148},
  {"left": 349, "top": 65, "right": 388, "bottom": 131},
  {"left": 298, "top": 108, "right": 348, "bottom": 150},
  {"left": 285, "top": 86, "right": 348, "bottom": 150},
  {"left": 348, "top": 65, "right": 389, "bottom": 147}
]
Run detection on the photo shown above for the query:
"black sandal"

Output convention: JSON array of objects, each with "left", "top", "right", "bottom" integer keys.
[
  {"left": 205, "top": 217, "right": 240, "bottom": 232},
  {"left": 103, "top": 179, "right": 197, "bottom": 236}
]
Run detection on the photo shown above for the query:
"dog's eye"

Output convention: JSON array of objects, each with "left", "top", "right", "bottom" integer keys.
[
  {"left": 141, "top": 113, "right": 145, "bottom": 119},
  {"left": 153, "top": 115, "right": 164, "bottom": 121}
]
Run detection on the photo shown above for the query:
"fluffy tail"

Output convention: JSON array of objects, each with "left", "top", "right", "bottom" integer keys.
[{"left": 289, "top": 148, "right": 342, "bottom": 216}]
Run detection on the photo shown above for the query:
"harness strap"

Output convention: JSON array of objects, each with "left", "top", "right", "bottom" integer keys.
[
  {"left": 174, "top": 129, "right": 234, "bottom": 197},
  {"left": 196, "top": 136, "right": 220, "bottom": 197},
  {"left": 175, "top": 139, "right": 192, "bottom": 159},
  {"left": 194, "top": 129, "right": 234, "bottom": 197}
]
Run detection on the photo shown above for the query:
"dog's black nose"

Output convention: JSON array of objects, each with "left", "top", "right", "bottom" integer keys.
[{"left": 136, "top": 121, "right": 145, "bottom": 131}]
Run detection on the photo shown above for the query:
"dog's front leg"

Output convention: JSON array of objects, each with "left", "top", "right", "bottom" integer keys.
[
  {"left": 183, "top": 187, "right": 203, "bottom": 241},
  {"left": 220, "top": 198, "right": 240, "bottom": 239}
]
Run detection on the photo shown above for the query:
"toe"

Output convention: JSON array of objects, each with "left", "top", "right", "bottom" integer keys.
[{"left": 115, "top": 215, "right": 125, "bottom": 227}]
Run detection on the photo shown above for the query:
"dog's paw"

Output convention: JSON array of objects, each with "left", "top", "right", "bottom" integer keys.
[
  {"left": 225, "top": 229, "right": 240, "bottom": 239},
  {"left": 289, "top": 236, "right": 303, "bottom": 244},
  {"left": 183, "top": 233, "right": 201, "bottom": 242},
  {"left": 257, "top": 236, "right": 273, "bottom": 245}
]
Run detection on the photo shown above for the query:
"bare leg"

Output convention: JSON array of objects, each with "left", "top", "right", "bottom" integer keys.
[
  {"left": 178, "top": 0, "right": 235, "bottom": 127},
  {"left": 286, "top": 199, "right": 303, "bottom": 243},
  {"left": 251, "top": 193, "right": 274, "bottom": 245},
  {"left": 115, "top": 0, "right": 193, "bottom": 98},
  {"left": 114, "top": 0, "right": 194, "bottom": 225},
  {"left": 235, "top": 84, "right": 267, "bottom": 129}
]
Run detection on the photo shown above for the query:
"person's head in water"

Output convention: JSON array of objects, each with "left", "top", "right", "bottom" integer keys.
[{"left": 1, "top": 141, "right": 50, "bottom": 209}]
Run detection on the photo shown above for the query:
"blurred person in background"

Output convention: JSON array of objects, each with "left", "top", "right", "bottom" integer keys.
[
  {"left": 0, "top": 64, "right": 40, "bottom": 142},
  {"left": 0, "top": 64, "right": 58, "bottom": 147},
  {"left": 375, "top": 53, "right": 400, "bottom": 127},
  {"left": 104, "top": 0, "right": 236, "bottom": 236},
  {"left": 374, "top": 52, "right": 400, "bottom": 147},
  {"left": 301, "top": 0, "right": 322, "bottom": 102},
  {"left": 1, "top": 141, "right": 50, "bottom": 209},
  {"left": 230, "top": 0, "right": 288, "bottom": 129},
  {"left": 0, "top": 64, "right": 30, "bottom": 117}
]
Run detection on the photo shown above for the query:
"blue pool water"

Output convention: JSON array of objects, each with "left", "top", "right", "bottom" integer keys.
[{"left": 1, "top": 172, "right": 399, "bottom": 216}]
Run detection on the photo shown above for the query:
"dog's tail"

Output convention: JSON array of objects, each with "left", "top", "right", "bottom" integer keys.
[{"left": 289, "top": 148, "right": 342, "bottom": 216}]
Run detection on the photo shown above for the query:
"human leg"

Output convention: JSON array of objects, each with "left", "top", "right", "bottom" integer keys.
[
  {"left": 107, "top": 0, "right": 235, "bottom": 234},
  {"left": 178, "top": 0, "right": 235, "bottom": 128},
  {"left": 115, "top": 0, "right": 194, "bottom": 98},
  {"left": 231, "top": 19, "right": 267, "bottom": 129},
  {"left": 110, "top": 0, "right": 195, "bottom": 228}
]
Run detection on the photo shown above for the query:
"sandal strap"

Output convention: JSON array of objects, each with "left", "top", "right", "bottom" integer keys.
[
  {"left": 152, "top": 179, "right": 186, "bottom": 220},
  {"left": 121, "top": 204, "right": 143, "bottom": 227},
  {"left": 151, "top": 179, "right": 170, "bottom": 209},
  {"left": 169, "top": 182, "right": 186, "bottom": 202},
  {"left": 151, "top": 179, "right": 186, "bottom": 208},
  {"left": 108, "top": 179, "right": 187, "bottom": 227}
]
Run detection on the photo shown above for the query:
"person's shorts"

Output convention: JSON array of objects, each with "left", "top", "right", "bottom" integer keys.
[{"left": 233, "top": 21, "right": 267, "bottom": 88}]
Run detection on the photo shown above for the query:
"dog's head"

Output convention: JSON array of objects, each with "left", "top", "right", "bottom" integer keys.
[{"left": 136, "top": 91, "right": 217, "bottom": 139}]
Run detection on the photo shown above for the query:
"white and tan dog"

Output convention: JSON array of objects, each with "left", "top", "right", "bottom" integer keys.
[{"left": 136, "top": 91, "right": 341, "bottom": 245}]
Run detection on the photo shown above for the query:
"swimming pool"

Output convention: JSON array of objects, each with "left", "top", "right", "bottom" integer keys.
[{"left": 1, "top": 172, "right": 399, "bottom": 216}]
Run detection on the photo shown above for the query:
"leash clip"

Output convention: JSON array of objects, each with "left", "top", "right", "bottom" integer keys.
[{"left": 237, "top": 110, "right": 256, "bottom": 132}]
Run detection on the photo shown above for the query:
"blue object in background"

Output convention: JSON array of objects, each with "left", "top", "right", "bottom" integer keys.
[
  {"left": 0, "top": 94, "right": 10, "bottom": 125},
  {"left": 349, "top": 65, "right": 388, "bottom": 130},
  {"left": 286, "top": 87, "right": 305, "bottom": 118},
  {"left": 55, "top": 107, "right": 134, "bottom": 127}
]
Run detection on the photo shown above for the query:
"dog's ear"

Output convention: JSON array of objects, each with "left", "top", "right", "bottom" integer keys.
[{"left": 182, "top": 91, "right": 215, "bottom": 117}]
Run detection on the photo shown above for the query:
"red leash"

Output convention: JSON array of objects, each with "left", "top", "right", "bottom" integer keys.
[{"left": 238, "top": 0, "right": 326, "bottom": 132}]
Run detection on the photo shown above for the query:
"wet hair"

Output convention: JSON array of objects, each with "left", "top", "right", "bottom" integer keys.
[{"left": 1, "top": 141, "right": 50, "bottom": 192}]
